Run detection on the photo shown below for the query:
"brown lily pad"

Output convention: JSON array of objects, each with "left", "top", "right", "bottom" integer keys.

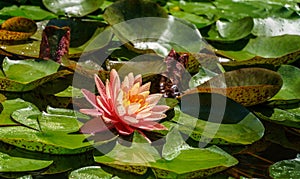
[
  {"left": 184, "top": 68, "right": 283, "bottom": 106},
  {"left": 0, "top": 16, "right": 37, "bottom": 41}
]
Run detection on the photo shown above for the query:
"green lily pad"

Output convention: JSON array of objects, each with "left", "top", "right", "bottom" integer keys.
[
  {"left": 0, "top": 57, "right": 72, "bottom": 92},
  {"left": 0, "top": 100, "right": 93, "bottom": 154},
  {"left": 95, "top": 132, "right": 238, "bottom": 178},
  {"left": 213, "top": 0, "right": 297, "bottom": 20},
  {"left": 169, "top": 94, "right": 264, "bottom": 145},
  {"left": 186, "top": 67, "right": 283, "bottom": 106},
  {"left": 0, "top": 98, "right": 36, "bottom": 126},
  {"left": 252, "top": 17, "right": 300, "bottom": 36},
  {"left": 103, "top": 0, "right": 205, "bottom": 56},
  {"left": 0, "top": 5, "right": 57, "bottom": 20},
  {"left": 272, "top": 65, "right": 300, "bottom": 100},
  {"left": 244, "top": 35, "right": 300, "bottom": 58},
  {"left": 150, "top": 145, "right": 238, "bottom": 178},
  {"left": 0, "top": 151, "right": 53, "bottom": 172},
  {"left": 170, "top": 11, "right": 214, "bottom": 29},
  {"left": 206, "top": 17, "right": 254, "bottom": 41},
  {"left": 254, "top": 104, "right": 300, "bottom": 128},
  {"left": 42, "top": 0, "right": 104, "bottom": 17},
  {"left": 0, "top": 126, "right": 92, "bottom": 154},
  {"left": 269, "top": 154, "right": 300, "bottom": 179},
  {"left": 68, "top": 166, "right": 113, "bottom": 179}
]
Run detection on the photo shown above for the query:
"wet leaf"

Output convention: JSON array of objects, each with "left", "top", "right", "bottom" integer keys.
[
  {"left": 0, "top": 16, "right": 37, "bottom": 40},
  {"left": 103, "top": 0, "right": 205, "bottom": 56},
  {"left": 186, "top": 68, "right": 283, "bottom": 106},
  {"left": 95, "top": 132, "right": 238, "bottom": 178},
  {"left": 0, "top": 101, "right": 93, "bottom": 154},
  {"left": 0, "top": 98, "right": 36, "bottom": 126},
  {"left": 42, "top": 0, "right": 104, "bottom": 17},
  {"left": 68, "top": 166, "right": 113, "bottom": 179},
  {"left": 253, "top": 101, "right": 300, "bottom": 128},
  {"left": 206, "top": 17, "right": 254, "bottom": 41},
  {"left": 272, "top": 65, "right": 300, "bottom": 100},
  {"left": 150, "top": 145, "right": 238, "bottom": 178},
  {"left": 269, "top": 154, "right": 300, "bottom": 179},
  {"left": 252, "top": 17, "right": 300, "bottom": 36},
  {"left": 0, "top": 151, "right": 53, "bottom": 172},
  {"left": 244, "top": 35, "right": 300, "bottom": 58},
  {"left": 0, "top": 57, "right": 72, "bottom": 92},
  {"left": 213, "top": 0, "right": 297, "bottom": 20},
  {"left": 170, "top": 11, "right": 214, "bottom": 29},
  {"left": 0, "top": 5, "right": 57, "bottom": 20},
  {"left": 171, "top": 93, "right": 264, "bottom": 144}
]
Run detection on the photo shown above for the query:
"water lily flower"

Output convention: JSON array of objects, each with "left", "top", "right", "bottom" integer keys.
[{"left": 79, "top": 69, "right": 169, "bottom": 141}]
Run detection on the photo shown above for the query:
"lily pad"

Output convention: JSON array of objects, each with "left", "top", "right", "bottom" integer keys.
[
  {"left": 272, "top": 65, "right": 300, "bottom": 100},
  {"left": 0, "top": 151, "right": 53, "bottom": 172},
  {"left": 0, "top": 100, "right": 93, "bottom": 154},
  {"left": 269, "top": 154, "right": 300, "bottom": 179},
  {"left": 253, "top": 104, "right": 300, "bottom": 128},
  {"left": 42, "top": 0, "right": 104, "bottom": 17},
  {"left": 0, "top": 16, "right": 37, "bottom": 40},
  {"left": 252, "top": 17, "right": 300, "bottom": 36},
  {"left": 0, "top": 5, "right": 57, "bottom": 20},
  {"left": 185, "top": 68, "right": 283, "bottom": 106},
  {"left": 0, "top": 57, "right": 72, "bottom": 92},
  {"left": 94, "top": 132, "right": 238, "bottom": 178},
  {"left": 0, "top": 98, "right": 37, "bottom": 126},
  {"left": 206, "top": 17, "right": 254, "bottom": 41},
  {"left": 68, "top": 166, "right": 113, "bottom": 179},
  {"left": 169, "top": 93, "right": 264, "bottom": 144},
  {"left": 103, "top": 0, "right": 205, "bottom": 56}
]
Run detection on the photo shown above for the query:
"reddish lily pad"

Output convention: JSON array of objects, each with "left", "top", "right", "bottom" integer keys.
[
  {"left": 0, "top": 16, "right": 37, "bottom": 41},
  {"left": 185, "top": 68, "right": 283, "bottom": 106}
]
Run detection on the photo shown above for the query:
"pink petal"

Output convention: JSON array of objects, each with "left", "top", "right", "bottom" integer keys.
[
  {"left": 116, "top": 91, "right": 126, "bottom": 116},
  {"left": 79, "top": 109, "right": 102, "bottom": 116},
  {"left": 114, "top": 122, "right": 134, "bottom": 135},
  {"left": 139, "top": 82, "right": 151, "bottom": 93},
  {"left": 142, "top": 113, "right": 167, "bottom": 121},
  {"left": 151, "top": 105, "right": 170, "bottom": 113},
  {"left": 136, "top": 111, "right": 152, "bottom": 119},
  {"left": 96, "top": 97, "right": 112, "bottom": 116},
  {"left": 127, "top": 103, "right": 141, "bottom": 115},
  {"left": 146, "top": 94, "right": 162, "bottom": 106},
  {"left": 134, "top": 74, "right": 142, "bottom": 85},
  {"left": 94, "top": 74, "right": 107, "bottom": 99},
  {"left": 132, "top": 121, "right": 167, "bottom": 131},
  {"left": 109, "top": 69, "right": 121, "bottom": 101},
  {"left": 128, "top": 72, "right": 135, "bottom": 87},
  {"left": 80, "top": 117, "right": 113, "bottom": 134},
  {"left": 121, "top": 76, "right": 130, "bottom": 92},
  {"left": 123, "top": 115, "right": 139, "bottom": 124},
  {"left": 81, "top": 89, "right": 100, "bottom": 110}
]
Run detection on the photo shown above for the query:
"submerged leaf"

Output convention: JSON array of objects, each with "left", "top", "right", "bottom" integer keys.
[{"left": 185, "top": 68, "right": 283, "bottom": 106}]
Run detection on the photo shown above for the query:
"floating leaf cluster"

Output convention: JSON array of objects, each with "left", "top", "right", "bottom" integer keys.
[{"left": 0, "top": 0, "right": 299, "bottom": 178}]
